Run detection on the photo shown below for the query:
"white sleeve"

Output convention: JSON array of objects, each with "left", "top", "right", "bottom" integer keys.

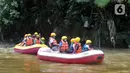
[
  {"left": 22, "top": 38, "right": 26, "bottom": 43},
  {"left": 73, "top": 44, "right": 75, "bottom": 48},
  {"left": 49, "top": 38, "right": 53, "bottom": 43},
  {"left": 86, "top": 45, "right": 89, "bottom": 48}
]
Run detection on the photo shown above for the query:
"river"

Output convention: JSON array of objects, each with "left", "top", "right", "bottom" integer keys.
[{"left": 0, "top": 48, "right": 130, "bottom": 73}]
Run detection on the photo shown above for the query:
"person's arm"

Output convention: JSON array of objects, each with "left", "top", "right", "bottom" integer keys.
[
  {"left": 88, "top": 45, "right": 93, "bottom": 50},
  {"left": 41, "top": 40, "right": 45, "bottom": 44},
  {"left": 59, "top": 42, "right": 62, "bottom": 47},
  {"left": 69, "top": 44, "right": 74, "bottom": 53},
  {"left": 73, "top": 44, "right": 79, "bottom": 53},
  {"left": 58, "top": 41, "right": 62, "bottom": 49},
  {"left": 34, "top": 39, "right": 36, "bottom": 44},
  {"left": 49, "top": 38, "right": 53, "bottom": 47},
  {"left": 75, "top": 44, "right": 79, "bottom": 50},
  {"left": 22, "top": 38, "right": 26, "bottom": 42},
  {"left": 82, "top": 45, "right": 85, "bottom": 52}
]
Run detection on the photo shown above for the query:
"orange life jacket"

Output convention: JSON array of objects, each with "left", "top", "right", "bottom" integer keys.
[
  {"left": 35, "top": 38, "right": 40, "bottom": 44},
  {"left": 60, "top": 40, "right": 69, "bottom": 52},
  {"left": 26, "top": 37, "right": 33, "bottom": 46},
  {"left": 49, "top": 37, "right": 58, "bottom": 47},
  {"left": 74, "top": 43, "right": 82, "bottom": 53}
]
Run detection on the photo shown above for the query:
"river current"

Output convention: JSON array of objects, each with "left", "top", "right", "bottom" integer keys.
[{"left": 0, "top": 48, "right": 130, "bottom": 73}]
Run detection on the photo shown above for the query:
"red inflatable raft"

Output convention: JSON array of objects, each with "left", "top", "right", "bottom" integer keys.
[
  {"left": 37, "top": 47, "right": 104, "bottom": 64},
  {"left": 14, "top": 44, "right": 48, "bottom": 55}
]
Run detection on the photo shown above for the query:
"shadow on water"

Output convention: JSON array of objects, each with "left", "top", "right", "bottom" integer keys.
[{"left": 0, "top": 48, "right": 130, "bottom": 73}]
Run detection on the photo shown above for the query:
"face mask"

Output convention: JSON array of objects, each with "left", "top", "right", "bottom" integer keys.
[
  {"left": 53, "top": 36, "right": 55, "bottom": 38},
  {"left": 64, "top": 39, "right": 67, "bottom": 41}
]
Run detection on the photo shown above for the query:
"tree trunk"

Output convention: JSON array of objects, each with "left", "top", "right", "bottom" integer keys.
[
  {"left": 0, "top": 27, "right": 5, "bottom": 41},
  {"left": 107, "top": 19, "right": 116, "bottom": 48}
]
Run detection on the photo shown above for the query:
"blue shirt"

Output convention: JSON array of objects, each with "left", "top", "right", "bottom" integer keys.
[
  {"left": 59, "top": 41, "right": 62, "bottom": 47},
  {"left": 82, "top": 44, "right": 89, "bottom": 52},
  {"left": 69, "top": 43, "right": 74, "bottom": 53}
]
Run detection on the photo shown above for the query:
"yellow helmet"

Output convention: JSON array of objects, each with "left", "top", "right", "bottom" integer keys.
[
  {"left": 86, "top": 40, "right": 92, "bottom": 44},
  {"left": 50, "top": 32, "right": 56, "bottom": 36},
  {"left": 75, "top": 37, "right": 80, "bottom": 42},
  {"left": 24, "top": 34, "right": 28, "bottom": 37},
  {"left": 70, "top": 38, "right": 75, "bottom": 43},
  {"left": 36, "top": 35, "right": 40, "bottom": 38},
  {"left": 62, "top": 36, "right": 67, "bottom": 40},
  {"left": 41, "top": 37, "right": 45, "bottom": 40},
  {"left": 34, "top": 32, "right": 38, "bottom": 35},
  {"left": 28, "top": 34, "right": 31, "bottom": 36}
]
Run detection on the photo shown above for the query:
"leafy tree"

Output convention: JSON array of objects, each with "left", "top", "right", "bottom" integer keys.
[
  {"left": 0, "top": 0, "right": 129, "bottom": 47},
  {"left": 0, "top": 0, "right": 20, "bottom": 41},
  {"left": 128, "top": 0, "right": 130, "bottom": 3},
  {"left": 94, "top": 0, "right": 110, "bottom": 8}
]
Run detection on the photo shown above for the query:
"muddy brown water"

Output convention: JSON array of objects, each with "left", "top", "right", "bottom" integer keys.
[{"left": 0, "top": 48, "right": 130, "bottom": 73}]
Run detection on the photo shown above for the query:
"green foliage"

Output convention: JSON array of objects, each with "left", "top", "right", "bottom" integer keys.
[
  {"left": 128, "top": 0, "right": 130, "bottom": 3},
  {"left": 0, "top": 0, "right": 20, "bottom": 25},
  {"left": 75, "top": 0, "right": 110, "bottom": 8},
  {"left": 76, "top": 0, "right": 90, "bottom": 2},
  {"left": 94, "top": 0, "right": 110, "bottom": 8}
]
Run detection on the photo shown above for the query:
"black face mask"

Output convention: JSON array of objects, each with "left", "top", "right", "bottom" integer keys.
[
  {"left": 52, "top": 36, "right": 55, "bottom": 38},
  {"left": 64, "top": 39, "right": 67, "bottom": 41}
]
